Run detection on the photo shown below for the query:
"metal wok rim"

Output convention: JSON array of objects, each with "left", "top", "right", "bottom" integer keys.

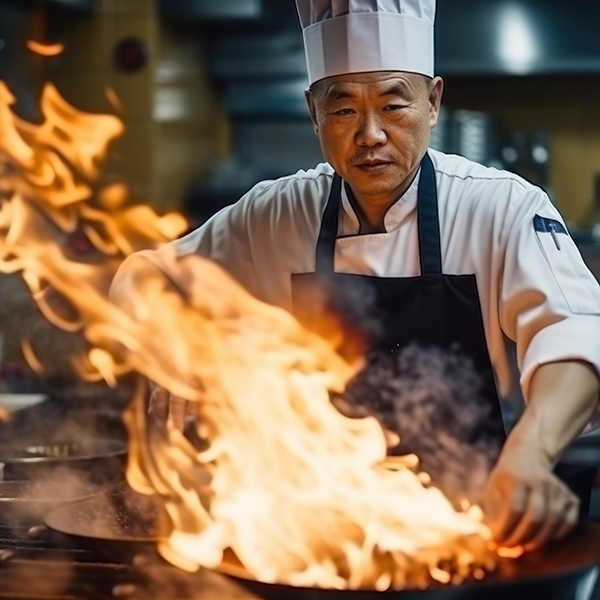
[
  {"left": 44, "top": 486, "right": 166, "bottom": 543},
  {"left": 214, "top": 522, "right": 600, "bottom": 595},
  {"left": 215, "top": 559, "right": 590, "bottom": 596},
  {"left": 0, "top": 480, "right": 103, "bottom": 505},
  {"left": 0, "top": 438, "right": 126, "bottom": 464}
]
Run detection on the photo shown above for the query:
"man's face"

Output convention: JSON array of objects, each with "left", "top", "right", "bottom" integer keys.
[{"left": 306, "top": 72, "right": 443, "bottom": 207}]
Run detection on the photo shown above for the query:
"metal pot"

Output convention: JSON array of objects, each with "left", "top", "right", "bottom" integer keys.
[{"left": 0, "top": 438, "right": 127, "bottom": 484}]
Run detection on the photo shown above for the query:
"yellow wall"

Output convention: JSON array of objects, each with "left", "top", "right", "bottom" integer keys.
[
  {"left": 154, "top": 24, "right": 230, "bottom": 212},
  {"left": 443, "top": 76, "right": 600, "bottom": 227},
  {"left": 43, "top": 0, "right": 230, "bottom": 211}
]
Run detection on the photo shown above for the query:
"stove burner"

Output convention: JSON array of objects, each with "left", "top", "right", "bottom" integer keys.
[{"left": 0, "top": 534, "right": 258, "bottom": 600}]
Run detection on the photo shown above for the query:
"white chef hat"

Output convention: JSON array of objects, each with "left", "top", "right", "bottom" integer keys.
[{"left": 296, "top": 0, "right": 436, "bottom": 85}]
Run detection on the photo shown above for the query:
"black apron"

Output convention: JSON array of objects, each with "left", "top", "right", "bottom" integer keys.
[{"left": 291, "top": 152, "right": 595, "bottom": 510}]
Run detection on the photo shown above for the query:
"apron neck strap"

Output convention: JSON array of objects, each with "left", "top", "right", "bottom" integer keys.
[
  {"left": 418, "top": 152, "right": 442, "bottom": 275},
  {"left": 315, "top": 172, "right": 342, "bottom": 273},
  {"left": 315, "top": 152, "right": 441, "bottom": 275}
]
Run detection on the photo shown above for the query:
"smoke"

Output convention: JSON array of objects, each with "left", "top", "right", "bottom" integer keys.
[
  {"left": 0, "top": 467, "right": 105, "bottom": 527},
  {"left": 340, "top": 344, "right": 504, "bottom": 504},
  {"left": 293, "top": 274, "right": 504, "bottom": 503},
  {"left": 48, "top": 485, "right": 162, "bottom": 542},
  {"left": 293, "top": 273, "right": 385, "bottom": 364},
  {"left": 315, "top": 272, "right": 385, "bottom": 342}
]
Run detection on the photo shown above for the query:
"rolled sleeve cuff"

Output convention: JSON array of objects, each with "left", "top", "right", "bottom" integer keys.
[{"left": 520, "top": 316, "right": 600, "bottom": 431}]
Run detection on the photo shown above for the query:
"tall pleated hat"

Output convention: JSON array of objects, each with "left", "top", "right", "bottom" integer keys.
[{"left": 296, "top": 0, "right": 436, "bottom": 85}]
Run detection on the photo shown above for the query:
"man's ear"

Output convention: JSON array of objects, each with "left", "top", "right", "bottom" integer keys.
[
  {"left": 305, "top": 89, "right": 319, "bottom": 135},
  {"left": 428, "top": 76, "right": 444, "bottom": 130}
]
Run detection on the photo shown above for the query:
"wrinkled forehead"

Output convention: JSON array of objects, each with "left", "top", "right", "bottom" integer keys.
[{"left": 313, "top": 71, "right": 427, "bottom": 101}]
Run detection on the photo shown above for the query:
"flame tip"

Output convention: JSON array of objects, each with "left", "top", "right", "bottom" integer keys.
[{"left": 27, "top": 40, "right": 65, "bottom": 57}]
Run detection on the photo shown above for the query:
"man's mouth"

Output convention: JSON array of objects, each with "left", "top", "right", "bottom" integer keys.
[{"left": 355, "top": 160, "right": 393, "bottom": 173}]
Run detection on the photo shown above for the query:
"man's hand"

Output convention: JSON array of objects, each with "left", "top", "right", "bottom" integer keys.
[
  {"left": 482, "top": 360, "right": 599, "bottom": 552},
  {"left": 482, "top": 445, "right": 579, "bottom": 551},
  {"left": 148, "top": 383, "right": 196, "bottom": 432}
]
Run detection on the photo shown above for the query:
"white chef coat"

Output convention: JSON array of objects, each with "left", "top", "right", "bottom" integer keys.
[{"left": 169, "top": 149, "right": 600, "bottom": 418}]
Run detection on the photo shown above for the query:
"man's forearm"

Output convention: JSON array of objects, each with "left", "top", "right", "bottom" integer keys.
[
  {"left": 504, "top": 360, "right": 600, "bottom": 463},
  {"left": 482, "top": 360, "right": 599, "bottom": 548}
]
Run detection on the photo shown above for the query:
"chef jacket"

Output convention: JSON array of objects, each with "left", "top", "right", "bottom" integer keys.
[{"left": 165, "top": 149, "right": 600, "bottom": 423}]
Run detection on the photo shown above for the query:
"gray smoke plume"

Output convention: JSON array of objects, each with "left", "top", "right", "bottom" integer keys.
[{"left": 340, "top": 345, "right": 503, "bottom": 504}]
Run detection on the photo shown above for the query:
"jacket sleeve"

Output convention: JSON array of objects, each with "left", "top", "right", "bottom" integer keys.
[
  {"left": 173, "top": 188, "right": 261, "bottom": 297},
  {"left": 498, "top": 187, "right": 600, "bottom": 421}
]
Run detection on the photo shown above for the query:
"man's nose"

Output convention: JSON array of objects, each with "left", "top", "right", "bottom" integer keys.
[{"left": 355, "top": 113, "right": 387, "bottom": 147}]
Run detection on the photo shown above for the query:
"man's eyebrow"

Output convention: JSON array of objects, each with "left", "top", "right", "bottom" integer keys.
[
  {"left": 324, "top": 88, "right": 354, "bottom": 102},
  {"left": 323, "top": 81, "right": 413, "bottom": 102},
  {"left": 379, "top": 82, "right": 411, "bottom": 97}
]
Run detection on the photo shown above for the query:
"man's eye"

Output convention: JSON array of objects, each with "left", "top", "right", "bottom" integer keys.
[
  {"left": 334, "top": 108, "right": 355, "bottom": 116},
  {"left": 385, "top": 104, "right": 405, "bottom": 112}
]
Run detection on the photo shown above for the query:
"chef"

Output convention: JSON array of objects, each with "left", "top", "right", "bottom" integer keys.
[{"left": 112, "top": 0, "right": 600, "bottom": 552}]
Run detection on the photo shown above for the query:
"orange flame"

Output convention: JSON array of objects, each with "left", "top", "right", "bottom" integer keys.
[
  {"left": 112, "top": 249, "right": 498, "bottom": 590},
  {"left": 0, "top": 79, "right": 187, "bottom": 375},
  {"left": 26, "top": 40, "right": 65, "bottom": 57},
  {"left": 0, "top": 77, "right": 511, "bottom": 590}
]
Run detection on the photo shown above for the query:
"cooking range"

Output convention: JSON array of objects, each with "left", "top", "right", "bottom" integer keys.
[{"left": 0, "top": 526, "right": 257, "bottom": 600}]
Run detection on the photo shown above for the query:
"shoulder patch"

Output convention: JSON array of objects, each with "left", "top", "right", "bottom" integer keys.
[{"left": 533, "top": 215, "right": 568, "bottom": 235}]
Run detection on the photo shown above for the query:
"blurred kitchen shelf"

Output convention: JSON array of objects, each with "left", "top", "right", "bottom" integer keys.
[
  {"left": 0, "top": 0, "right": 93, "bottom": 10},
  {"left": 209, "top": 32, "right": 306, "bottom": 80},
  {"left": 46, "top": 0, "right": 93, "bottom": 11},
  {"left": 160, "top": 0, "right": 264, "bottom": 21},
  {"left": 225, "top": 81, "right": 309, "bottom": 117}
]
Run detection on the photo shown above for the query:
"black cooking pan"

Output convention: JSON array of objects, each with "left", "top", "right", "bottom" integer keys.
[
  {"left": 45, "top": 487, "right": 600, "bottom": 600},
  {"left": 0, "top": 438, "right": 127, "bottom": 484},
  {"left": 45, "top": 485, "right": 163, "bottom": 544},
  {"left": 0, "top": 479, "right": 103, "bottom": 526},
  {"left": 43, "top": 485, "right": 163, "bottom": 565}
]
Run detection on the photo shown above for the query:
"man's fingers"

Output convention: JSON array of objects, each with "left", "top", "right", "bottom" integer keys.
[
  {"left": 185, "top": 399, "right": 199, "bottom": 421},
  {"left": 501, "top": 486, "right": 547, "bottom": 548},
  {"left": 523, "top": 492, "right": 566, "bottom": 551},
  {"left": 554, "top": 497, "right": 580, "bottom": 541},
  {"left": 168, "top": 396, "right": 188, "bottom": 432},
  {"left": 484, "top": 476, "right": 528, "bottom": 543},
  {"left": 524, "top": 487, "right": 579, "bottom": 550},
  {"left": 148, "top": 385, "right": 170, "bottom": 423},
  {"left": 148, "top": 383, "right": 199, "bottom": 434}
]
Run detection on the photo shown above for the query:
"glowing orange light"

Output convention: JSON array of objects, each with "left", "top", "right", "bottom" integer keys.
[
  {"left": 496, "top": 546, "right": 525, "bottom": 559},
  {"left": 20, "top": 340, "right": 44, "bottom": 374},
  {"left": 26, "top": 40, "right": 65, "bottom": 57},
  {"left": 105, "top": 87, "right": 124, "bottom": 114}
]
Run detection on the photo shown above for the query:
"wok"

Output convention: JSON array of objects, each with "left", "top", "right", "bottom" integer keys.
[
  {"left": 0, "top": 438, "right": 127, "bottom": 484},
  {"left": 45, "top": 487, "right": 600, "bottom": 600},
  {"left": 0, "top": 479, "right": 103, "bottom": 525}
]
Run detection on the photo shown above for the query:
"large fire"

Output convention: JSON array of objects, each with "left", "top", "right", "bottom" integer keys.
[
  {"left": 0, "top": 74, "right": 512, "bottom": 590},
  {"left": 0, "top": 80, "right": 187, "bottom": 371}
]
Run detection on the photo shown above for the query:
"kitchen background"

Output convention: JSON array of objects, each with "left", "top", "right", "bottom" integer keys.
[
  {"left": 0, "top": 3, "right": 598, "bottom": 598},
  {"left": 1, "top": 0, "right": 600, "bottom": 232}
]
